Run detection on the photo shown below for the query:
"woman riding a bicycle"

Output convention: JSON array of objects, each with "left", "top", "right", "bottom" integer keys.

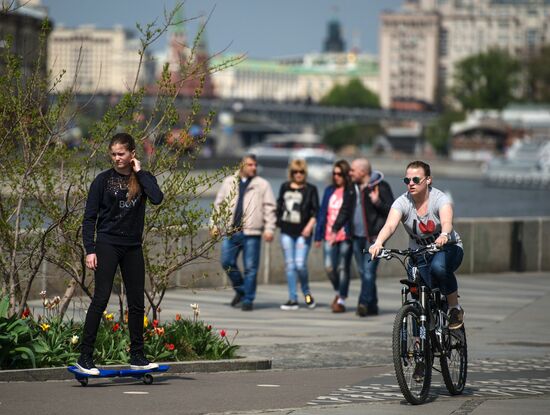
[{"left": 369, "top": 160, "right": 465, "bottom": 330}]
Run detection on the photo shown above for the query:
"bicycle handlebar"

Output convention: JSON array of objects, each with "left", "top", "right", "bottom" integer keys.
[{"left": 375, "top": 243, "right": 441, "bottom": 260}]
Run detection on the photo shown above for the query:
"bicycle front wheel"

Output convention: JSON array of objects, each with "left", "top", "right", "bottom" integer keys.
[
  {"left": 440, "top": 325, "right": 467, "bottom": 395},
  {"left": 392, "top": 304, "right": 432, "bottom": 405}
]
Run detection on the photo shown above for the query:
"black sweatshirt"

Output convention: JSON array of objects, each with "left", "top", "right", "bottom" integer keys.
[{"left": 82, "top": 168, "right": 163, "bottom": 254}]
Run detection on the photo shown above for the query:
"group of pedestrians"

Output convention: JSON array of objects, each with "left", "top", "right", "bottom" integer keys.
[{"left": 213, "top": 154, "right": 395, "bottom": 316}]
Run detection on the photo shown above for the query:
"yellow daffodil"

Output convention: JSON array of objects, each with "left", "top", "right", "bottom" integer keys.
[
  {"left": 104, "top": 313, "right": 114, "bottom": 321},
  {"left": 143, "top": 315, "right": 149, "bottom": 328},
  {"left": 71, "top": 335, "right": 79, "bottom": 344},
  {"left": 40, "top": 323, "right": 50, "bottom": 331}
]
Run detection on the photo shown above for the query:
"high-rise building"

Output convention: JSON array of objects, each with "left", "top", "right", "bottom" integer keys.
[
  {"left": 0, "top": 0, "right": 49, "bottom": 83},
  {"left": 379, "top": 0, "right": 550, "bottom": 108},
  {"left": 48, "top": 25, "right": 154, "bottom": 94}
]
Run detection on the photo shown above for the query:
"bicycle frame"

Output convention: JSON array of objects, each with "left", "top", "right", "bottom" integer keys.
[{"left": 378, "top": 244, "right": 449, "bottom": 361}]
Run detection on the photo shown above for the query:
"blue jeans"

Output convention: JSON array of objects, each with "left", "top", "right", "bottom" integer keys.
[
  {"left": 352, "top": 237, "right": 380, "bottom": 311},
  {"left": 220, "top": 232, "right": 262, "bottom": 305},
  {"left": 323, "top": 240, "right": 352, "bottom": 299},
  {"left": 413, "top": 244, "right": 464, "bottom": 295},
  {"left": 280, "top": 233, "right": 312, "bottom": 302}
]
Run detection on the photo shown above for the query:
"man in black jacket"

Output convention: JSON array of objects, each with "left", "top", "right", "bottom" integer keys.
[{"left": 347, "top": 158, "right": 394, "bottom": 316}]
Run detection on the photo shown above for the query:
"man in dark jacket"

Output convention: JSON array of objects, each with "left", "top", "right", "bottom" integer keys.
[{"left": 346, "top": 158, "right": 394, "bottom": 316}]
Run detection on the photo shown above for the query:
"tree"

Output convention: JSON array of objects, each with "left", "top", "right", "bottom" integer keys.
[
  {"left": 320, "top": 78, "right": 380, "bottom": 108},
  {"left": 526, "top": 44, "right": 550, "bottom": 103},
  {"left": 0, "top": 3, "right": 242, "bottom": 318},
  {"left": 424, "top": 110, "right": 465, "bottom": 155},
  {"left": 323, "top": 122, "right": 382, "bottom": 151},
  {"left": 452, "top": 49, "right": 521, "bottom": 111}
]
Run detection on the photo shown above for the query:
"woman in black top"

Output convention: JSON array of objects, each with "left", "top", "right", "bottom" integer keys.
[
  {"left": 76, "top": 133, "right": 163, "bottom": 375},
  {"left": 276, "top": 159, "right": 319, "bottom": 310}
]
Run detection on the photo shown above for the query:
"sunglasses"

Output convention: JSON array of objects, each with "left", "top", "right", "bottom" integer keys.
[
  {"left": 403, "top": 176, "right": 427, "bottom": 185},
  {"left": 291, "top": 170, "right": 305, "bottom": 175},
  {"left": 332, "top": 171, "right": 344, "bottom": 177}
]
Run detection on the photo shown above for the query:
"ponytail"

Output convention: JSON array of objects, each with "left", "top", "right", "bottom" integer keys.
[
  {"left": 109, "top": 133, "right": 141, "bottom": 202},
  {"left": 127, "top": 171, "right": 140, "bottom": 203}
]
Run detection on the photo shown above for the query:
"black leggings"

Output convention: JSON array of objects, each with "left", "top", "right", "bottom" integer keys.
[{"left": 81, "top": 243, "right": 145, "bottom": 355}]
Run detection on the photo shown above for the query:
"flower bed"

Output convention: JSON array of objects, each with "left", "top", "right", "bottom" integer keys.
[{"left": 0, "top": 296, "right": 239, "bottom": 370}]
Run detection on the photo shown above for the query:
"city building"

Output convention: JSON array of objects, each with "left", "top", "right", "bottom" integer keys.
[
  {"left": 380, "top": 0, "right": 550, "bottom": 108},
  {"left": 48, "top": 25, "right": 154, "bottom": 94},
  {"left": 164, "top": 13, "right": 214, "bottom": 98},
  {"left": 210, "top": 17, "right": 378, "bottom": 103},
  {"left": 210, "top": 51, "right": 379, "bottom": 103},
  {"left": 0, "top": 0, "right": 49, "bottom": 83}
]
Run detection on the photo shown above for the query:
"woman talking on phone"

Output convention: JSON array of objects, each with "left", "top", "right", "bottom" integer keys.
[{"left": 76, "top": 133, "right": 163, "bottom": 375}]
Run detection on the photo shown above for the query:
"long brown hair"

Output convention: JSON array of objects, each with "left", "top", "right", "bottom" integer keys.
[
  {"left": 110, "top": 133, "right": 140, "bottom": 202},
  {"left": 332, "top": 159, "right": 351, "bottom": 187}
]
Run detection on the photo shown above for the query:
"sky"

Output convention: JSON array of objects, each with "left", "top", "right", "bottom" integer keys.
[{"left": 41, "top": 0, "right": 404, "bottom": 58}]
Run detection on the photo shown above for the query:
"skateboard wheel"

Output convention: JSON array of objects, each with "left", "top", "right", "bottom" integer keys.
[
  {"left": 143, "top": 373, "right": 153, "bottom": 385},
  {"left": 79, "top": 378, "right": 89, "bottom": 387}
]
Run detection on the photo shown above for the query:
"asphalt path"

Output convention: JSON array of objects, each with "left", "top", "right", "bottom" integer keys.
[{"left": 3, "top": 272, "right": 550, "bottom": 414}]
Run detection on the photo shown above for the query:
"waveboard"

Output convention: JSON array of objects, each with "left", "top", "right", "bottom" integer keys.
[{"left": 67, "top": 365, "right": 169, "bottom": 386}]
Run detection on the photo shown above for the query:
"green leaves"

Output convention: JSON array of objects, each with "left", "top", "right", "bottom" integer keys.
[
  {"left": 452, "top": 49, "right": 521, "bottom": 111},
  {"left": 320, "top": 78, "right": 380, "bottom": 108},
  {"left": 0, "top": 312, "right": 38, "bottom": 369}
]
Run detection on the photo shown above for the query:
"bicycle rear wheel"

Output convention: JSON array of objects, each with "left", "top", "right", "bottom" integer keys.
[
  {"left": 392, "top": 304, "right": 432, "bottom": 405},
  {"left": 440, "top": 325, "right": 467, "bottom": 395}
]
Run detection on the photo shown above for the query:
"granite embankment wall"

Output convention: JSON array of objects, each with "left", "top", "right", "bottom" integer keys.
[{"left": 31, "top": 216, "right": 550, "bottom": 298}]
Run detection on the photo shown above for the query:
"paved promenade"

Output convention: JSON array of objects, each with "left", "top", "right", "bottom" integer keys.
[{"left": 1, "top": 272, "right": 549, "bottom": 414}]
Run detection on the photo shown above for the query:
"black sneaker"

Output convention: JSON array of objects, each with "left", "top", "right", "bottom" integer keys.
[
  {"left": 75, "top": 353, "right": 100, "bottom": 375},
  {"left": 241, "top": 302, "right": 253, "bottom": 311},
  {"left": 130, "top": 353, "right": 159, "bottom": 370},
  {"left": 304, "top": 294, "right": 316, "bottom": 309},
  {"left": 448, "top": 307, "right": 465, "bottom": 330},
  {"left": 230, "top": 293, "right": 243, "bottom": 308},
  {"left": 280, "top": 300, "right": 299, "bottom": 311},
  {"left": 356, "top": 303, "right": 368, "bottom": 317},
  {"left": 412, "top": 361, "right": 425, "bottom": 383}
]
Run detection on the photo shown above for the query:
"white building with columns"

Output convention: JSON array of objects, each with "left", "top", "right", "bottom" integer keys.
[{"left": 211, "top": 51, "right": 379, "bottom": 103}]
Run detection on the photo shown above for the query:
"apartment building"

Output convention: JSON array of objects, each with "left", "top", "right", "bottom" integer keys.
[
  {"left": 48, "top": 25, "right": 153, "bottom": 94},
  {"left": 380, "top": 0, "right": 550, "bottom": 108}
]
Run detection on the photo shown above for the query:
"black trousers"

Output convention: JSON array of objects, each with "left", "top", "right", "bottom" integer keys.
[{"left": 80, "top": 243, "right": 145, "bottom": 355}]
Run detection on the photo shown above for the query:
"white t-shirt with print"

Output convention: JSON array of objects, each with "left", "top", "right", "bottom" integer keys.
[{"left": 392, "top": 187, "right": 462, "bottom": 249}]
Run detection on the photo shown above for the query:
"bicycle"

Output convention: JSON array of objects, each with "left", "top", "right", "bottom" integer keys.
[{"left": 375, "top": 243, "right": 467, "bottom": 404}]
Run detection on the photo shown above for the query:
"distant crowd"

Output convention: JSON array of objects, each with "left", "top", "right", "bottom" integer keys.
[{"left": 212, "top": 153, "right": 394, "bottom": 316}]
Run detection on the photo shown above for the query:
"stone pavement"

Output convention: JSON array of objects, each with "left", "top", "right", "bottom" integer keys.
[
  {"left": 157, "top": 271, "right": 550, "bottom": 369},
  {"left": 8, "top": 271, "right": 550, "bottom": 415},
  {"left": 163, "top": 271, "right": 550, "bottom": 414}
]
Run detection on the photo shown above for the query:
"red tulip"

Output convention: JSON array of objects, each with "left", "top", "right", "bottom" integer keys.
[
  {"left": 112, "top": 323, "right": 120, "bottom": 332},
  {"left": 219, "top": 329, "right": 226, "bottom": 337},
  {"left": 165, "top": 343, "right": 175, "bottom": 351},
  {"left": 153, "top": 319, "right": 159, "bottom": 328}
]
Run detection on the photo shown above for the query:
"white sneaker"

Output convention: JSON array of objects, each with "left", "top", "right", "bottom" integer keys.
[{"left": 130, "top": 353, "right": 159, "bottom": 370}]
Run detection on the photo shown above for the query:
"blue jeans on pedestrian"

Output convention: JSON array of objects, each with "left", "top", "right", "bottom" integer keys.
[
  {"left": 323, "top": 240, "right": 352, "bottom": 299},
  {"left": 352, "top": 237, "right": 380, "bottom": 312},
  {"left": 280, "top": 233, "right": 312, "bottom": 302},
  {"left": 412, "top": 244, "right": 464, "bottom": 295},
  {"left": 220, "top": 232, "right": 262, "bottom": 305}
]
